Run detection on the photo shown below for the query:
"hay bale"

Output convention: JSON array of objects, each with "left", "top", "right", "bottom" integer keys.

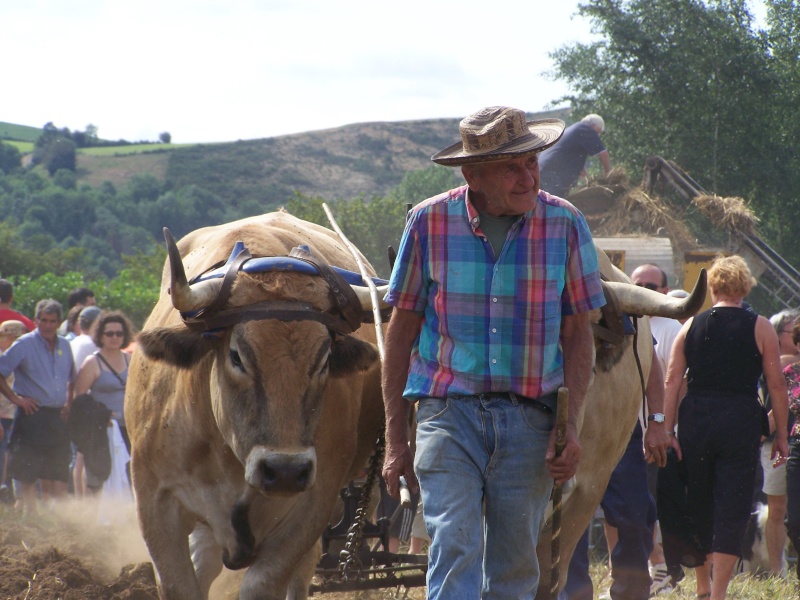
[{"left": 693, "top": 194, "right": 758, "bottom": 237}]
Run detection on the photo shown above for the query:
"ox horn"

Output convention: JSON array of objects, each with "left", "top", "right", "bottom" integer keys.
[
  {"left": 165, "top": 228, "right": 224, "bottom": 313},
  {"left": 351, "top": 284, "right": 391, "bottom": 312},
  {"left": 604, "top": 269, "right": 707, "bottom": 320}
]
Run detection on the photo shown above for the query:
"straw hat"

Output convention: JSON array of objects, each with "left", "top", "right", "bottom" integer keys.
[
  {"left": 432, "top": 106, "right": 565, "bottom": 166},
  {"left": 0, "top": 320, "right": 27, "bottom": 337}
]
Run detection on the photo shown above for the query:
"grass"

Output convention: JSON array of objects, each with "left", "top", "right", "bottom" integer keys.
[
  {"left": 589, "top": 558, "right": 798, "bottom": 599},
  {"left": 0, "top": 121, "right": 41, "bottom": 142},
  {"left": 2, "top": 140, "right": 34, "bottom": 153},
  {"left": 80, "top": 143, "right": 193, "bottom": 156},
  {"left": 76, "top": 151, "right": 171, "bottom": 188}
]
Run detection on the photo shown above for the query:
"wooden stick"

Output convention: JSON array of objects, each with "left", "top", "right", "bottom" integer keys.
[
  {"left": 322, "top": 202, "right": 386, "bottom": 361},
  {"left": 550, "top": 386, "right": 569, "bottom": 599}
]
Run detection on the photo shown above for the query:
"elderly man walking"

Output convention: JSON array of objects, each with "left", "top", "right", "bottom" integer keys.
[
  {"left": 382, "top": 106, "right": 605, "bottom": 599},
  {"left": 0, "top": 299, "right": 75, "bottom": 512}
]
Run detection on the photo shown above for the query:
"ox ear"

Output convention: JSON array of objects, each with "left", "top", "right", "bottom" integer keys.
[
  {"left": 329, "top": 334, "right": 380, "bottom": 378},
  {"left": 137, "top": 326, "right": 217, "bottom": 368}
]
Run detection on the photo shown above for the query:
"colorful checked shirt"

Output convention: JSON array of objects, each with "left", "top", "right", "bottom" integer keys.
[{"left": 385, "top": 184, "right": 605, "bottom": 401}]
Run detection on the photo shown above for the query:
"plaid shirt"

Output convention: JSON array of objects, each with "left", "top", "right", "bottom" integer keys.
[{"left": 385, "top": 185, "right": 605, "bottom": 401}]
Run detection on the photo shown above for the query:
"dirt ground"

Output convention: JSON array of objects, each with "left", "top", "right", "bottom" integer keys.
[
  {"left": 0, "top": 500, "right": 425, "bottom": 600},
  {"left": 0, "top": 500, "right": 157, "bottom": 600}
]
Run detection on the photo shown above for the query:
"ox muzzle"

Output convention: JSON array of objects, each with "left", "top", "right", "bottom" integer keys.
[{"left": 244, "top": 447, "right": 317, "bottom": 494}]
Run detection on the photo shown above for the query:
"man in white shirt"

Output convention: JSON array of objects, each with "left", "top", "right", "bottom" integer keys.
[{"left": 631, "top": 263, "right": 685, "bottom": 595}]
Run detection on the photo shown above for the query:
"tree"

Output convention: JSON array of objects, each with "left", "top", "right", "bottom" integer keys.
[
  {"left": 159, "top": 132, "right": 172, "bottom": 144},
  {"left": 44, "top": 138, "right": 77, "bottom": 175},
  {"left": 0, "top": 142, "right": 22, "bottom": 173},
  {"left": 549, "top": 0, "right": 800, "bottom": 266}
]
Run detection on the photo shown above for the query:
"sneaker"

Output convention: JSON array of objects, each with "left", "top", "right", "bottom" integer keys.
[{"left": 649, "top": 566, "right": 679, "bottom": 596}]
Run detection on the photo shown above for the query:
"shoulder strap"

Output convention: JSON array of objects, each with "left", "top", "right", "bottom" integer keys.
[{"left": 95, "top": 352, "right": 126, "bottom": 387}]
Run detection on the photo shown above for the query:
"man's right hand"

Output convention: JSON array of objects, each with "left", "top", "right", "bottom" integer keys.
[
  {"left": 382, "top": 441, "right": 418, "bottom": 499},
  {"left": 13, "top": 395, "right": 39, "bottom": 415}
]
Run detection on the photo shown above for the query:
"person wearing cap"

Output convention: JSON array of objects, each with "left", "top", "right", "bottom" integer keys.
[
  {"left": 381, "top": 106, "right": 605, "bottom": 598},
  {"left": 539, "top": 114, "right": 611, "bottom": 198},
  {"left": 0, "top": 320, "right": 28, "bottom": 501},
  {"left": 0, "top": 279, "right": 35, "bottom": 333},
  {"left": 71, "top": 305, "right": 102, "bottom": 371},
  {"left": 0, "top": 299, "right": 76, "bottom": 513}
]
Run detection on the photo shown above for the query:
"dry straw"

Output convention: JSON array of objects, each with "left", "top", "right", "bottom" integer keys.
[{"left": 693, "top": 194, "right": 759, "bottom": 237}]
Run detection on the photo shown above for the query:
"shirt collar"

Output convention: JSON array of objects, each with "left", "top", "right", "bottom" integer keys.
[{"left": 464, "top": 186, "right": 533, "bottom": 235}]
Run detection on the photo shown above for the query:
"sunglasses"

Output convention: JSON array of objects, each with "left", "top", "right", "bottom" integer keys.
[
  {"left": 103, "top": 330, "right": 125, "bottom": 338},
  {"left": 635, "top": 282, "right": 660, "bottom": 291}
]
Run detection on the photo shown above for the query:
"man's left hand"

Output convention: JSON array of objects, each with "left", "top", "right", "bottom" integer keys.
[
  {"left": 644, "top": 423, "right": 669, "bottom": 467},
  {"left": 545, "top": 424, "right": 581, "bottom": 485}
]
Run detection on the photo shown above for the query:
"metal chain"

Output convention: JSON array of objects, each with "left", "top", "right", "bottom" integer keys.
[{"left": 339, "top": 428, "right": 386, "bottom": 580}]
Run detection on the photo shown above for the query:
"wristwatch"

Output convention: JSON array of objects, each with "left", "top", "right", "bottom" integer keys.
[{"left": 647, "top": 413, "right": 666, "bottom": 424}]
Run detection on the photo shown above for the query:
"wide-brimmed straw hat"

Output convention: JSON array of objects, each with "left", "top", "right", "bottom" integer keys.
[
  {"left": 0, "top": 320, "right": 27, "bottom": 337},
  {"left": 432, "top": 106, "right": 565, "bottom": 166}
]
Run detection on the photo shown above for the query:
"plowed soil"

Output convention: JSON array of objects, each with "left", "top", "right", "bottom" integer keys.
[{"left": 0, "top": 501, "right": 425, "bottom": 600}]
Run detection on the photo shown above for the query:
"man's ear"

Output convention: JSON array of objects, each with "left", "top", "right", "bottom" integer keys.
[{"left": 462, "top": 165, "right": 480, "bottom": 190}]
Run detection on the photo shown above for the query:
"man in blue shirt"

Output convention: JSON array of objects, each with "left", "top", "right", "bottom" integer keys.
[
  {"left": 0, "top": 299, "right": 75, "bottom": 512},
  {"left": 539, "top": 114, "right": 611, "bottom": 198}
]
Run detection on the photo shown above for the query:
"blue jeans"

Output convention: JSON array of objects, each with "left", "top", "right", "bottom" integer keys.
[
  {"left": 560, "top": 422, "right": 655, "bottom": 600},
  {"left": 414, "top": 393, "right": 554, "bottom": 600}
]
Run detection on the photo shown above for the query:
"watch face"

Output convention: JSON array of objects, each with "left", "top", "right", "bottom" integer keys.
[{"left": 649, "top": 413, "right": 665, "bottom": 423}]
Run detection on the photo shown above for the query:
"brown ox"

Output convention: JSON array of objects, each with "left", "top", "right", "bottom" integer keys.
[
  {"left": 534, "top": 248, "right": 705, "bottom": 597},
  {"left": 125, "top": 211, "right": 385, "bottom": 600}
]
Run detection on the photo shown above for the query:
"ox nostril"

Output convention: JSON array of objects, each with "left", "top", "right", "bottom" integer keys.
[
  {"left": 260, "top": 465, "right": 277, "bottom": 485},
  {"left": 296, "top": 467, "right": 312, "bottom": 487}
]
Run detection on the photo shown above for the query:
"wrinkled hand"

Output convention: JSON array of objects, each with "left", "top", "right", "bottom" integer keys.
[
  {"left": 644, "top": 424, "right": 670, "bottom": 467},
  {"left": 382, "top": 441, "right": 418, "bottom": 499},
  {"left": 772, "top": 436, "right": 790, "bottom": 468},
  {"left": 14, "top": 395, "right": 39, "bottom": 416},
  {"left": 546, "top": 425, "right": 581, "bottom": 486}
]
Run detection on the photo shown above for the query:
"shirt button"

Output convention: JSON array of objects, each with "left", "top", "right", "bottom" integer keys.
[
  {"left": 492, "top": 359, "right": 497, "bottom": 364},
  {"left": 492, "top": 297, "right": 498, "bottom": 303},
  {"left": 492, "top": 328, "right": 497, "bottom": 333}
]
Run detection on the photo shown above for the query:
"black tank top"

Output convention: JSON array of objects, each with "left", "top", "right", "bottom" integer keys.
[{"left": 685, "top": 306, "right": 762, "bottom": 396}]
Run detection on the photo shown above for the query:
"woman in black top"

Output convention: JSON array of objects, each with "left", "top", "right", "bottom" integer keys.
[{"left": 663, "top": 255, "right": 789, "bottom": 600}]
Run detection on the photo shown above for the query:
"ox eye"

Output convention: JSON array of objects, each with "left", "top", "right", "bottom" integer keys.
[{"left": 229, "top": 350, "right": 245, "bottom": 372}]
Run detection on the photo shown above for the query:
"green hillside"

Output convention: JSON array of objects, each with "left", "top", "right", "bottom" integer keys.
[
  {"left": 5, "top": 108, "right": 570, "bottom": 208},
  {"left": 0, "top": 121, "right": 41, "bottom": 142},
  {"left": 97, "top": 108, "right": 571, "bottom": 207}
]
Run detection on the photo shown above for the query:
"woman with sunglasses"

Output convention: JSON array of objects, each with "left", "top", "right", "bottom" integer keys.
[{"left": 73, "top": 310, "right": 136, "bottom": 493}]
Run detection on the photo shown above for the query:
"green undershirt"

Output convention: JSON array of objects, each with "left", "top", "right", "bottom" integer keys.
[{"left": 476, "top": 210, "right": 518, "bottom": 258}]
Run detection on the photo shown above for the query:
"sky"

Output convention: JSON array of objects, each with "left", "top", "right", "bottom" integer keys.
[{"left": 3, "top": 0, "right": 767, "bottom": 145}]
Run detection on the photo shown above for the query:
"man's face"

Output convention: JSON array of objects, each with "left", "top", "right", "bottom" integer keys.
[
  {"left": 36, "top": 312, "right": 61, "bottom": 339},
  {"left": 463, "top": 154, "right": 540, "bottom": 217},
  {"left": 631, "top": 265, "right": 667, "bottom": 295},
  {"left": 85, "top": 296, "right": 96, "bottom": 307}
]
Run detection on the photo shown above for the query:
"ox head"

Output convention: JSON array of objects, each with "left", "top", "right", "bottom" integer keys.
[
  {"left": 591, "top": 261, "right": 706, "bottom": 372},
  {"left": 138, "top": 229, "right": 388, "bottom": 496}
]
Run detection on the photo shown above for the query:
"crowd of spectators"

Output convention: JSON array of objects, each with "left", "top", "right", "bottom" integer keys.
[{"left": 0, "top": 280, "right": 137, "bottom": 512}]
